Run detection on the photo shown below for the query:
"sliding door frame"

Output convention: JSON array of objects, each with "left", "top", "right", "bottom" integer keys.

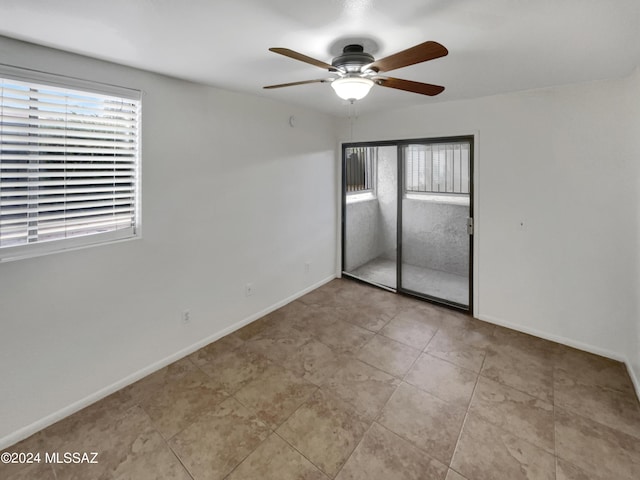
[
  {"left": 396, "top": 135, "right": 474, "bottom": 313},
  {"left": 341, "top": 135, "right": 474, "bottom": 313},
  {"left": 341, "top": 140, "right": 399, "bottom": 291}
]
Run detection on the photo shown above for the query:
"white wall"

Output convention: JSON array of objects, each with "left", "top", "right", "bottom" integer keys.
[
  {"left": 0, "top": 37, "right": 338, "bottom": 447},
  {"left": 632, "top": 70, "right": 640, "bottom": 390},
  {"left": 345, "top": 71, "right": 640, "bottom": 388}
]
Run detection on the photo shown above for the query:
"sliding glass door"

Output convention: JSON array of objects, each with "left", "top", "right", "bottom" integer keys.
[
  {"left": 342, "top": 145, "right": 397, "bottom": 289},
  {"left": 342, "top": 136, "right": 473, "bottom": 311},
  {"left": 399, "top": 139, "right": 472, "bottom": 309}
]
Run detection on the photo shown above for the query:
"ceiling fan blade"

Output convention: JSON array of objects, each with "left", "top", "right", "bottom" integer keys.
[
  {"left": 376, "top": 77, "right": 445, "bottom": 96},
  {"left": 263, "top": 79, "right": 330, "bottom": 89},
  {"left": 368, "top": 41, "right": 448, "bottom": 73},
  {"left": 269, "top": 48, "right": 337, "bottom": 71}
]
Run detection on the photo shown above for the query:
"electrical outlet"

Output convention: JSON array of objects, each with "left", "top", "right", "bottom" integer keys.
[
  {"left": 182, "top": 310, "right": 191, "bottom": 325},
  {"left": 304, "top": 262, "right": 311, "bottom": 274},
  {"left": 245, "top": 283, "right": 254, "bottom": 296}
]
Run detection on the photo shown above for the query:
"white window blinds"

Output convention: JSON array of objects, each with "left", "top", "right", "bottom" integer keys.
[{"left": 0, "top": 72, "right": 140, "bottom": 260}]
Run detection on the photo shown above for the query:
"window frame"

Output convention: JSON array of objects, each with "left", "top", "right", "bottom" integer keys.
[
  {"left": 344, "top": 146, "right": 377, "bottom": 203},
  {"left": 0, "top": 64, "right": 142, "bottom": 262}
]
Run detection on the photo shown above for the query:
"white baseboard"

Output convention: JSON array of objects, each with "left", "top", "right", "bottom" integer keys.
[
  {"left": 0, "top": 274, "right": 336, "bottom": 450},
  {"left": 478, "top": 313, "right": 640, "bottom": 402}
]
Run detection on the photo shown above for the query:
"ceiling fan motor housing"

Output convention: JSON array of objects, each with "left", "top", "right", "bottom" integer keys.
[{"left": 331, "top": 44, "right": 374, "bottom": 73}]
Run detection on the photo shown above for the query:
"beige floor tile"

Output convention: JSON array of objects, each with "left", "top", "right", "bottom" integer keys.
[
  {"left": 100, "top": 436, "right": 191, "bottom": 480},
  {"left": 57, "top": 406, "right": 176, "bottom": 480},
  {"left": 228, "top": 433, "right": 328, "bottom": 480},
  {"left": 253, "top": 307, "right": 318, "bottom": 342},
  {"left": 405, "top": 353, "right": 477, "bottom": 406},
  {"left": 242, "top": 323, "right": 313, "bottom": 366},
  {"left": 481, "top": 348, "right": 553, "bottom": 402},
  {"left": 116, "top": 357, "right": 200, "bottom": 409},
  {"left": 403, "top": 302, "right": 458, "bottom": 329},
  {"left": 357, "top": 335, "right": 421, "bottom": 377},
  {"left": 437, "top": 315, "right": 496, "bottom": 340},
  {"left": 335, "top": 422, "right": 448, "bottom": 480},
  {"left": 555, "top": 459, "right": 594, "bottom": 480},
  {"left": 440, "top": 304, "right": 495, "bottom": 326},
  {"left": 554, "top": 369, "right": 640, "bottom": 439},
  {"left": 277, "top": 389, "right": 370, "bottom": 477},
  {"left": 40, "top": 403, "right": 150, "bottom": 457},
  {"left": 169, "top": 397, "right": 270, "bottom": 480},
  {"left": 3, "top": 407, "right": 156, "bottom": 480},
  {"left": 469, "top": 377, "right": 554, "bottom": 453},
  {"left": 554, "top": 346, "right": 635, "bottom": 393},
  {"left": 233, "top": 364, "right": 317, "bottom": 428},
  {"left": 232, "top": 311, "right": 283, "bottom": 341},
  {"left": 365, "top": 287, "right": 409, "bottom": 310},
  {"left": 5, "top": 463, "right": 57, "bottom": 480},
  {"left": 278, "top": 338, "right": 348, "bottom": 386},
  {"left": 335, "top": 280, "right": 391, "bottom": 306},
  {"left": 298, "top": 279, "right": 348, "bottom": 306},
  {"left": 336, "top": 303, "right": 395, "bottom": 332},
  {"left": 425, "top": 328, "right": 489, "bottom": 373},
  {"left": 378, "top": 382, "right": 466, "bottom": 464},
  {"left": 91, "top": 406, "right": 173, "bottom": 477},
  {"left": 0, "top": 431, "right": 51, "bottom": 479},
  {"left": 555, "top": 407, "right": 640, "bottom": 480},
  {"left": 196, "top": 343, "right": 272, "bottom": 394},
  {"left": 188, "top": 333, "right": 244, "bottom": 366},
  {"left": 451, "top": 414, "right": 555, "bottom": 480},
  {"left": 3, "top": 416, "right": 189, "bottom": 480},
  {"left": 445, "top": 470, "right": 469, "bottom": 480},
  {"left": 8, "top": 280, "right": 640, "bottom": 480},
  {"left": 264, "top": 299, "right": 310, "bottom": 322},
  {"left": 299, "top": 278, "right": 371, "bottom": 309},
  {"left": 321, "top": 358, "right": 400, "bottom": 419},
  {"left": 492, "top": 327, "right": 558, "bottom": 361},
  {"left": 49, "top": 461, "right": 104, "bottom": 480},
  {"left": 233, "top": 320, "right": 273, "bottom": 342},
  {"left": 0, "top": 428, "right": 67, "bottom": 479},
  {"left": 140, "top": 369, "right": 228, "bottom": 438},
  {"left": 293, "top": 304, "right": 340, "bottom": 333},
  {"left": 379, "top": 310, "right": 439, "bottom": 350},
  {"left": 311, "top": 319, "right": 374, "bottom": 355}
]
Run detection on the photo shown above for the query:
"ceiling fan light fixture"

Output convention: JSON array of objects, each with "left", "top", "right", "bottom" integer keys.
[{"left": 330, "top": 76, "right": 374, "bottom": 101}]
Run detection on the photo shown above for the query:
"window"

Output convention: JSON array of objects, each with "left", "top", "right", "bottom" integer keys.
[
  {"left": 404, "top": 142, "right": 469, "bottom": 195},
  {"left": 0, "top": 67, "right": 141, "bottom": 261},
  {"left": 345, "top": 146, "right": 376, "bottom": 194}
]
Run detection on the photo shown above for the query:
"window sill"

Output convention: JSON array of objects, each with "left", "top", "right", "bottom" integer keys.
[
  {"left": 346, "top": 192, "right": 377, "bottom": 204},
  {"left": 0, "top": 228, "right": 139, "bottom": 263},
  {"left": 404, "top": 193, "right": 470, "bottom": 206}
]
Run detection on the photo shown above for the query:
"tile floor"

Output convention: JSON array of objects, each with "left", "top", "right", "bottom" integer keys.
[{"left": 2, "top": 278, "right": 640, "bottom": 480}]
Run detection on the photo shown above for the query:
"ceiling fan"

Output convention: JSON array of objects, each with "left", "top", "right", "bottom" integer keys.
[{"left": 263, "top": 40, "right": 448, "bottom": 102}]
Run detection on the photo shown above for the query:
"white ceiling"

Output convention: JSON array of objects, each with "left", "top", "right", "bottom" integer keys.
[{"left": 1, "top": 0, "right": 639, "bottom": 117}]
